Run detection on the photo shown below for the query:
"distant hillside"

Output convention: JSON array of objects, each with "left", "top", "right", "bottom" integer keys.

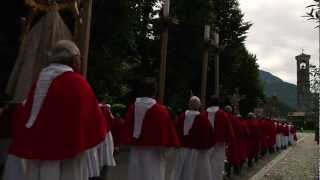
[{"left": 259, "top": 70, "right": 297, "bottom": 110}]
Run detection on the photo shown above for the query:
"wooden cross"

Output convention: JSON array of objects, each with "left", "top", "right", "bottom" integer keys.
[{"left": 228, "top": 88, "right": 246, "bottom": 114}]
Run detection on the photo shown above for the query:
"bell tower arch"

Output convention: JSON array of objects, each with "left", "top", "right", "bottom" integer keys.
[{"left": 295, "top": 53, "right": 311, "bottom": 111}]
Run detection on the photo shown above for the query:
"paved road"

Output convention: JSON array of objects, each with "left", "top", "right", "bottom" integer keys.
[
  {"left": 253, "top": 133, "right": 319, "bottom": 180},
  {"left": 107, "top": 133, "right": 319, "bottom": 180}
]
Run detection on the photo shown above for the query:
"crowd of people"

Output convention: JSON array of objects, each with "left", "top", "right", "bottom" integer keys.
[{"left": 0, "top": 40, "right": 298, "bottom": 180}]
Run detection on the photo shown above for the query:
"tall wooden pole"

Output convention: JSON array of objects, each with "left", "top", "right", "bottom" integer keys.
[
  {"left": 75, "top": 0, "right": 93, "bottom": 77},
  {"left": 213, "top": 31, "right": 220, "bottom": 96},
  {"left": 200, "top": 25, "right": 210, "bottom": 107},
  {"left": 159, "top": 0, "right": 170, "bottom": 103}
]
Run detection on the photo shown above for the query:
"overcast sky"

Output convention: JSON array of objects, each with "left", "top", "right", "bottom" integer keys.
[{"left": 239, "top": 0, "right": 319, "bottom": 84}]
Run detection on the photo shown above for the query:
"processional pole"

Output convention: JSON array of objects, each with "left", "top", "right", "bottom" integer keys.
[
  {"left": 200, "top": 25, "right": 211, "bottom": 107},
  {"left": 159, "top": 0, "right": 170, "bottom": 104},
  {"left": 213, "top": 30, "right": 220, "bottom": 96},
  {"left": 75, "top": 0, "right": 93, "bottom": 77}
]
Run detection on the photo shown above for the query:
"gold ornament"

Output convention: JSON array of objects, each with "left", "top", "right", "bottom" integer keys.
[{"left": 25, "top": 0, "right": 76, "bottom": 12}]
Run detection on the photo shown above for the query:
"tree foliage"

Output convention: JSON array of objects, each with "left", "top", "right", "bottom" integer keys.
[
  {"left": 1, "top": 0, "right": 266, "bottom": 117},
  {"left": 310, "top": 64, "right": 320, "bottom": 93},
  {"left": 304, "top": 0, "right": 320, "bottom": 27},
  {"left": 70, "top": 0, "right": 266, "bottom": 116}
]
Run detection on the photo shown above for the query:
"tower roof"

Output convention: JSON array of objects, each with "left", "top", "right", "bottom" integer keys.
[{"left": 295, "top": 53, "right": 311, "bottom": 61}]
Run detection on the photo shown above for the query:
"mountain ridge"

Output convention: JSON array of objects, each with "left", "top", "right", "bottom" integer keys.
[{"left": 259, "top": 70, "right": 297, "bottom": 109}]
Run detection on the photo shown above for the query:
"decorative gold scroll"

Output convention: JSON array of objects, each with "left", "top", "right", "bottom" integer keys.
[{"left": 25, "top": 0, "right": 76, "bottom": 11}]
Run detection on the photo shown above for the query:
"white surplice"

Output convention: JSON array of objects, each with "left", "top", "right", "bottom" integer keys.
[
  {"left": 128, "top": 147, "right": 166, "bottom": 180},
  {"left": 170, "top": 110, "right": 208, "bottom": 180},
  {"left": 3, "top": 132, "right": 116, "bottom": 180},
  {"left": 210, "top": 143, "right": 226, "bottom": 180},
  {"left": 276, "top": 134, "right": 282, "bottom": 148}
]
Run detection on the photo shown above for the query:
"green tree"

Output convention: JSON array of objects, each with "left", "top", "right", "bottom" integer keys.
[
  {"left": 310, "top": 64, "right": 320, "bottom": 93},
  {"left": 88, "top": 0, "right": 160, "bottom": 103},
  {"left": 305, "top": 0, "right": 320, "bottom": 26}
]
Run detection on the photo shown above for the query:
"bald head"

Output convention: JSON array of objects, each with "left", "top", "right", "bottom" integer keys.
[
  {"left": 189, "top": 96, "right": 201, "bottom": 111},
  {"left": 48, "top": 40, "right": 81, "bottom": 71},
  {"left": 247, "top": 112, "right": 256, "bottom": 119}
]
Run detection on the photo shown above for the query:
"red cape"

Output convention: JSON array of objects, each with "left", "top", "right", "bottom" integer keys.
[
  {"left": 120, "top": 103, "right": 180, "bottom": 147},
  {"left": 175, "top": 112, "right": 214, "bottom": 150},
  {"left": 283, "top": 125, "right": 290, "bottom": 136},
  {"left": 225, "top": 113, "right": 246, "bottom": 166},
  {"left": 244, "top": 119, "right": 261, "bottom": 159},
  {"left": 199, "top": 110, "right": 235, "bottom": 145},
  {"left": 265, "top": 119, "right": 276, "bottom": 148},
  {"left": 258, "top": 119, "right": 268, "bottom": 152},
  {"left": 240, "top": 120, "right": 250, "bottom": 161},
  {"left": 10, "top": 72, "right": 108, "bottom": 160},
  {"left": 100, "top": 105, "right": 123, "bottom": 146}
]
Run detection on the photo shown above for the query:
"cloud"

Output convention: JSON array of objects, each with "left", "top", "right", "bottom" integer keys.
[{"left": 239, "top": 0, "right": 319, "bottom": 84}]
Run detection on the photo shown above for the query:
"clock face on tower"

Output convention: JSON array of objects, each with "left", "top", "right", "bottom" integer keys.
[{"left": 299, "top": 62, "right": 307, "bottom": 70}]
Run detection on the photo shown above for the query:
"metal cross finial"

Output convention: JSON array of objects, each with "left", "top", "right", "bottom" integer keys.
[{"left": 228, "top": 88, "right": 246, "bottom": 114}]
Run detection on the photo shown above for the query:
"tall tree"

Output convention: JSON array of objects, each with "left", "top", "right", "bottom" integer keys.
[{"left": 88, "top": 0, "right": 160, "bottom": 103}]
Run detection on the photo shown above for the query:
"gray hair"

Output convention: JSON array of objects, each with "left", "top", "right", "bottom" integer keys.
[
  {"left": 247, "top": 112, "right": 256, "bottom": 119},
  {"left": 224, "top": 105, "right": 232, "bottom": 113},
  {"left": 189, "top": 96, "right": 201, "bottom": 110},
  {"left": 48, "top": 40, "right": 80, "bottom": 63}
]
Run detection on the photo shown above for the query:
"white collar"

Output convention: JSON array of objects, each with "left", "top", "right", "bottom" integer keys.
[
  {"left": 183, "top": 110, "right": 200, "bottom": 135},
  {"left": 25, "top": 64, "right": 73, "bottom": 128},
  {"left": 206, "top": 106, "right": 219, "bottom": 112},
  {"left": 206, "top": 106, "right": 219, "bottom": 129},
  {"left": 135, "top": 97, "right": 156, "bottom": 104},
  {"left": 133, "top": 97, "right": 157, "bottom": 138}
]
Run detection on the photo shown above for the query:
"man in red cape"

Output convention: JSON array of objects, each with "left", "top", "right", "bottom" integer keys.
[
  {"left": 275, "top": 121, "right": 282, "bottom": 151},
  {"left": 198, "top": 96, "right": 235, "bottom": 180},
  {"left": 245, "top": 112, "right": 261, "bottom": 167},
  {"left": 224, "top": 106, "right": 246, "bottom": 175},
  {"left": 3, "top": 40, "right": 114, "bottom": 180},
  {"left": 120, "top": 78, "right": 180, "bottom": 180},
  {"left": 265, "top": 119, "right": 277, "bottom": 153},
  {"left": 257, "top": 117, "right": 268, "bottom": 157},
  {"left": 171, "top": 96, "right": 214, "bottom": 180}
]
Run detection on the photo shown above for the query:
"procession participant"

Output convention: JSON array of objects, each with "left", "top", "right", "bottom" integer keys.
[
  {"left": 120, "top": 77, "right": 180, "bottom": 180},
  {"left": 288, "top": 123, "right": 294, "bottom": 145},
  {"left": 274, "top": 121, "right": 282, "bottom": 151},
  {"left": 171, "top": 96, "right": 214, "bottom": 180},
  {"left": 245, "top": 112, "right": 260, "bottom": 167},
  {"left": 3, "top": 40, "right": 114, "bottom": 180},
  {"left": 199, "top": 96, "right": 235, "bottom": 180},
  {"left": 238, "top": 114, "right": 250, "bottom": 170},
  {"left": 0, "top": 102, "right": 19, "bottom": 177},
  {"left": 265, "top": 119, "right": 277, "bottom": 153},
  {"left": 224, "top": 106, "right": 244, "bottom": 175},
  {"left": 99, "top": 103, "right": 121, "bottom": 179},
  {"left": 283, "top": 123, "right": 290, "bottom": 149},
  {"left": 258, "top": 117, "right": 268, "bottom": 156}
]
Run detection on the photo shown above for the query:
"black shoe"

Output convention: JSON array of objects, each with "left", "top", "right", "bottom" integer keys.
[
  {"left": 89, "top": 178, "right": 104, "bottom": 180},
  {"left": 248, "top": 159, "right": 253, "bottom": 167},
  {"left": 234, "top": 166, "right": 241, "bottom": 175},
  {"left": 225, "top": 163, "right": 231, "bottom": 177},
  {"left": 254, "top": 156, "right": 259, "bottom": 163}
]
